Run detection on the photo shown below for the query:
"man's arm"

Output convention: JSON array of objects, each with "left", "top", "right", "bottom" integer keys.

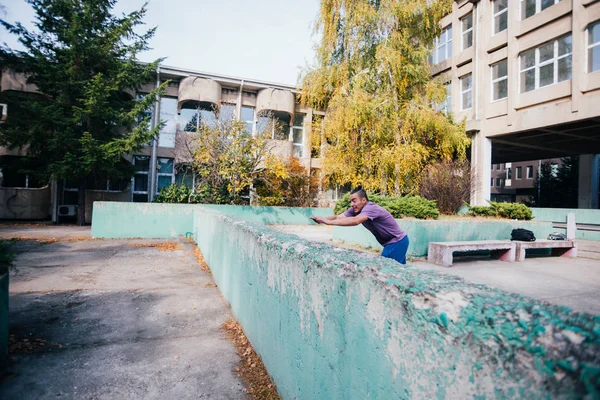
[{"left": 312, "top": 214, "right": 368, "bottom": 226}]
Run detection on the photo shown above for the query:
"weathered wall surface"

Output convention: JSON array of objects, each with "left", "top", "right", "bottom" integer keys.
[
  {"left": 91, "top": 202, "right": 196, "bottom": 238},
  {"left": 333, "top": 219, "right": 553, "bottom": 256},
  {"left": 193, "top": 208, "right": 599, "bottom": 399},
  {"left": 532, "top": 208, "right": 600, "bottom": 241},
  {"left": 91, "top": 202, "right": 333, "bottom": 238},
  {"left": 0, "top": 187, "right": 50, "bottom": 220}
]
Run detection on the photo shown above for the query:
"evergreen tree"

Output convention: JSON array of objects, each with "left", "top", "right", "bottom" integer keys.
[{"left": 0, "top": 0, "right": 165, "bottom": 225}]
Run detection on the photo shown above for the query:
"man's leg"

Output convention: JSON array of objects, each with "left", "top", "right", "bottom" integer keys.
[{"left": 381, "top": 236, "right": 409, "bottom": 264}]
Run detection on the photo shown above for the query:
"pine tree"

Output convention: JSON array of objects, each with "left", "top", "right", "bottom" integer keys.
[{"left": 0, "top": 0, "right": 165, "bottom": 225}]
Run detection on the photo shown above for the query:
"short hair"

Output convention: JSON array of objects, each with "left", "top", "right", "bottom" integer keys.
[{"left": 350, "top": 187, "right": 369, "bottom": 201}]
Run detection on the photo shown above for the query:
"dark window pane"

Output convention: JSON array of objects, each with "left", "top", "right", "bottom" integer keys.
[
  {"left": 133, "top": 193, "right": 148, "bottom": 203},
  {"left": 134, "top": 156, "right": 149, "bottom": 172},
  {"left": 541, "top": 0, "right": 555, "bottom": 11},
  {"left": 134, "top": 175, "right": 148, "bottom": 192},
  {"left": 590, "top": 21, "right": 600, "bottom": 45},
  {"left": 157, "top": 176, "right": 172, "bottom": 193},
  {"left": 494, "top": 0, "right": 507, "bottom": 13},
  {"left": 294, "top": 113, "right": 305, "bottom": 127},
  {"left": 539, "top": 63, "right": 554, "bottom": 87},
  {"left": 293, "top": 128, "right": 303, "bottom": 144},
  {"left": 158, "top": 158, "right": 174, "bottom": 174},
  {"left": 558, "top": 35, "right": 572, "bottom": 57},
  {"left": 539, "top": 42, "right": 554, "bottom": 63},
  {"left": 109, "top": 179, "right": 128, "bottom": 191},
  {"left": 523, "top": 0, "right": 536, "bottom": 19},
  {"left": 179, "top": 107, "right": 198, "bottom": 132}
]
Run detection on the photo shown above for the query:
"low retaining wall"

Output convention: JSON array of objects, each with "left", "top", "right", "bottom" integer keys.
[
  {"left": 532, "top": 208, "right": 600, "bottom": 241},
  {"left": 91, "top": 202, "right": 333, "bottom": 239},
  {"left": 194, "top": 207, "right": 599, "bottom": 399},
  {"left": 333, "top": 219, "right": 553, "bottom": 256}
]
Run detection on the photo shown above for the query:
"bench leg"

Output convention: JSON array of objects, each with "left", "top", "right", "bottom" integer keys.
[
  {"left": 515, "top": 246, "right": 526, "bottom": 262},
  {"left": 491, "top": 247, "right": 515, "bottom": 262},
  {"left": 441, "top": 248, "right": 453, "bottom": 267},
  {"left": 551, "top": 247, "right": 577, "bottom": 258}
]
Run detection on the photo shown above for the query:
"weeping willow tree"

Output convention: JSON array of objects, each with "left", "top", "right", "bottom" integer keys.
[{"left": 301, "top": 0, "right": 470, "bottom": 195}]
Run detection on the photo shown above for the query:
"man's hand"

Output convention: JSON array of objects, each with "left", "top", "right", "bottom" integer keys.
[{"left": 311, "top": 216, "right": 325, "bottom": 224}]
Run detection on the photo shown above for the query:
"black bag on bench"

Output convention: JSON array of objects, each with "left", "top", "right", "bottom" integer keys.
[{"left": 511, "top": 228, "right": 536, "bottom": 241}]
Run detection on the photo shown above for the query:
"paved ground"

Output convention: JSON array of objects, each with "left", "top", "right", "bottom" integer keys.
[
  {"left": 273, "top": 224, "right": 600, "bottom": 315},
  {"left": 0, "top": 226, "right": 245, "bottom": 399}
]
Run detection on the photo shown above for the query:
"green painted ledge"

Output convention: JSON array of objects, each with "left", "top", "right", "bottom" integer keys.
[
  {"left": 193, "top": 207, "right": 600, "bottom": 399},
  {"left": 91, "top": 202, "right": 333, "bottom": 238}
]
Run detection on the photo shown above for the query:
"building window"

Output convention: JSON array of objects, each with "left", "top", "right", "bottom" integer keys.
[
  {"left": 220, "top": 104, "right": 236, "bottom": 121},
  {"left": 491, "top": 60, "right": 508, "bottom": 101},
  {"left": 434, "top": 83, "right": 452, "bottom": 113},
  {"left": 588, "top": 21, "right": 600, "bottom": 73},
  {"left": 527, "top": 165, "right": 534, "bottom": 179},
  {"left": 491, "top": 178, "right": 494, "bottom": 186},
  {"left": 159, "top": 97, "right": 177, "bottom": 148},
  {"left": 178, "top": 101, "right": 217, "bottom": 133},
  {"left": 496, "top": 177, "right": 502, "bottom": 186},
  {"left": 133, "top": 156, "right": 150, "bottom": 202},
  {"left": 520, "top": 34, "right": 572, "bottom": 93},
  {"left": 460, "top": 74, "right": 472, "bottom": 110},
  {"left": 257, "top": 111, "right": 290, "bottom": 140},
  {"left": 496, "top": 163, "right": 501, "bottom": 170},
  {"left": 461, "top": 13, "right": 473, "bottom": 50},
  {"left": 507, "top": 167, "right": 512, "bottom": 180},
  {"left": 430, "top": 26, "right": 452, "bottom": 64},
  {"left": 493, "top": 0, "right": 508, "bottom": 35},
  {"left": 516, "top": 166, "right": 522, "bottom": 179},
  {"left": 241, "top": 106, "right": 255, "bottom": 134},
  {"left": 521, "top": 0, "right": 561, "bottom": 20},
  {"left": 292, "top": 114, "right": 305, "bottom": 158},
  {"left": 156, "top": 157, "right": 174, "bottom": 195}
]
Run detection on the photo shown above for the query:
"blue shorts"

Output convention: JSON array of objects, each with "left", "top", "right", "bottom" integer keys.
[{"left": 381, "top": 236, "right": 409, "bottom": 265}]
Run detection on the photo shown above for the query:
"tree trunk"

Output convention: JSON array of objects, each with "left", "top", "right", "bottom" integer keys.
[{"left": 77, "top": 180, "right": 86, "bottom": 226}]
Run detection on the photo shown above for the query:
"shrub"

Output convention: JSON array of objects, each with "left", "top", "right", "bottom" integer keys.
[
  {"left": 468, "top": 201, "right": 533, "bottom": 220},
  {"left": 334, "top": 193, "right": 439, "bottom": 219},
  {"left": 419, "top": 159, "right": 472, "bottom": 214}
]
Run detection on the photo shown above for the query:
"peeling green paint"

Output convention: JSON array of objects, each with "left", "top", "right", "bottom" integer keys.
[
  {"left": 90, "top": 203, "right": 600, "bottom": 398},
  {"left": 192, "top": 207, "right": 599, "bottom": 399}
]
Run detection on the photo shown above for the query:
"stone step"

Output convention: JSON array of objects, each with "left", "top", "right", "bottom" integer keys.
[{"left": 576, "top": 240, "right": 600, "bottom": 260}]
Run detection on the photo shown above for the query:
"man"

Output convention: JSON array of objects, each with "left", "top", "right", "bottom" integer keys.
[{"left": 311, "top": 187, "right": 410, "bottom": 264}]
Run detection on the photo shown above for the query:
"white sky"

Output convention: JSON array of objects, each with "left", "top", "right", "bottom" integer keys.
[{"left": 0, "top": 0, "right": 321, "bottom": 86}]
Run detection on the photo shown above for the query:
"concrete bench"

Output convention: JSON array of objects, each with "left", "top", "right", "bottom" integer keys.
[
  {"left": 514, "top": 239, "right": 577, "bottom": 261},
  {"left": 427, "top": 240, "right": 515, "bottom": 267}
]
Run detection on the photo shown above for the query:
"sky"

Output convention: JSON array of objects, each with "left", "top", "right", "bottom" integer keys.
[{"left": 0, "top": 0, "right": 321, "bottom": 86}]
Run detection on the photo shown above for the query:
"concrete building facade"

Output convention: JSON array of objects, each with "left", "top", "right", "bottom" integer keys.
[
  {"left": 432, "top": 0, "right": 600, "bottom": 208},
  {"left": 0, "top": 66, "right": 326, "bottom": 221}
]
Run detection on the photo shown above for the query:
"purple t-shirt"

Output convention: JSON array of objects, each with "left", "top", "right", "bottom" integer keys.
[{"left": 344, "top": 202, "right": 407, "bottom": 246}]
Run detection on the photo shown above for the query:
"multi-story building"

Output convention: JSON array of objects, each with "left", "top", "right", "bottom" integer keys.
[
  {"left": 490, "top": 158, "right": 562, "bottom": 202},
  {"left": 0, "top": 65, "right": 326, "bottom": 222},
  {"left": 431, "top": 0, "right": 600, "bottom": 209}
]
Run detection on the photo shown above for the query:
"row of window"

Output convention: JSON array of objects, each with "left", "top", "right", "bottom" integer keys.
[
  {"left": 435, "top": 22, "right": 600, "bottom": 112},
  {"left": 151, "top": 97, "right": 306, "bottom": 156}
]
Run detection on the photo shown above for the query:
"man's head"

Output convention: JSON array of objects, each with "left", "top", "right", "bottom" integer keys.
[{"left": 349, "top": 187, "right": 369, "bottom": 213}]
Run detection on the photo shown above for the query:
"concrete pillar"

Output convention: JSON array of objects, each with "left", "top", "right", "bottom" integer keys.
[
  {"left": 470, "top": 131, "right": 492, "bottom": 206},
  {"left": 566, "top": 213, "right": 576, "bottom": 240},
  {"left": 578, "top": 154, "right": 600, "bottom": 209}
]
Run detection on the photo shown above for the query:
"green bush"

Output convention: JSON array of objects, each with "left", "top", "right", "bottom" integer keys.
[
  {"left": 468, "top": 201, "right": 533, "bottom": 220},
  {"left": 153, "top": 183, "right": 234, "bottom": 205},
  {"left": 333, "top": 193, "right": 439, "bottom": 219}
]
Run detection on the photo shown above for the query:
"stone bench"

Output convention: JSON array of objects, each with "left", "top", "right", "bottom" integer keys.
[
  {"left": 514, "top": 239, "right": 577, "bottom": 262},
  {"left": 427, "top": 240, "right": 515, "bottom": 267}
]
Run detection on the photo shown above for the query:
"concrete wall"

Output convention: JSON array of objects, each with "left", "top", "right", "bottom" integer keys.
[
  {"left": 0, "top": 186, "right": 50, "bottom": 220},
  {"left": 193, "top": 207, "right": 599, "bottom": 399},
  {"left": 531, "top": 207, "right": 600, "bottom": 240},
  {"left": 91, "top": 202, "right": 333, "bottom": 238},
  {"left": 333, "top": 219, "right": 554, "bottom": 257}
]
